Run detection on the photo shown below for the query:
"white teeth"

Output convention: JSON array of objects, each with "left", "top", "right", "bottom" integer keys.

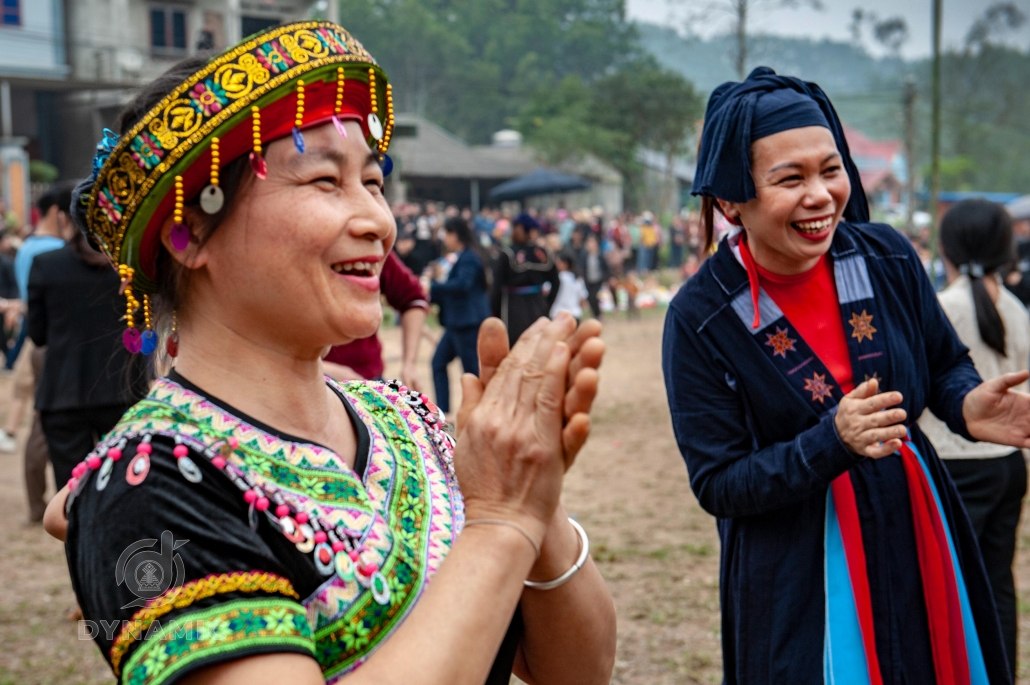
[
  {"left": 332, "top": 261, "right": 376, "bottom": 274},
  {"left": 793, "top": 218, "right": 833, "bottom": 232}
]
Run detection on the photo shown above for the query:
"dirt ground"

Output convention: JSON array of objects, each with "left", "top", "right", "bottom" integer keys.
[{"left": 2, "top": 311, "right": 1030, "bottom": 684}]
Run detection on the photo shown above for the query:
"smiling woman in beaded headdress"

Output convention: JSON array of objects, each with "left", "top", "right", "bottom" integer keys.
[{"left": 45, "top": 22, "right": 615, "bottom": 685}]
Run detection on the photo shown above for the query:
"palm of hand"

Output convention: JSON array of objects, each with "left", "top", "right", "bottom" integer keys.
[{"left": 963, "top": 372, "right": 1030, "bottom": 448}]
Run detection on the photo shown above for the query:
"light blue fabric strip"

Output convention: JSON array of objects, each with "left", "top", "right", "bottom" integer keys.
[
  {"left": 834, "top": 256, "right": 874, "bottom": 304},
  {"left": 731, "top": 287, "right": 784, "bottom": 334},
  {"left": 908, "top": 442, "right": 990, "bottom": 685},
  {"left": 824, "top": 490, "right": 873, "bottom": 685}
]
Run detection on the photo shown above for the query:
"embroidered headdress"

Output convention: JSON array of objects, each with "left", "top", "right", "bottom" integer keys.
[{"left": 76, "top": 22, "right": 394, "bottom": 353}]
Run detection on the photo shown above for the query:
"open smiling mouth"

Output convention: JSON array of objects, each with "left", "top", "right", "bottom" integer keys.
[
  {"left": 791, "top": 216, "right": 834, "bottom": 236},
  {"left": 331, "top": 261, "right": 377, "bottom": 277}
]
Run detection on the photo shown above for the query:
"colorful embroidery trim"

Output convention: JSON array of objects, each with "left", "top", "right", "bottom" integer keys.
[
  {"left": 764, "top": 326, "right": 797, "bottom": 358},
  {"left": 804, "top": 372, "right": 835, "bottom": 404},
  {"left": 110, "top": 570, "right": 299, "bottom": 675},
  {"left": 120, "top": 598, "right": 314, "bottom": 685},
  {"left": 849, "top": 310, "right": 877, "bottom": 343}
]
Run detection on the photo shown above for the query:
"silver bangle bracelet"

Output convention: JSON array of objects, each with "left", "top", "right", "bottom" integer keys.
[{"left": 524, "top": 518, "right": 589, "bottom": 591}]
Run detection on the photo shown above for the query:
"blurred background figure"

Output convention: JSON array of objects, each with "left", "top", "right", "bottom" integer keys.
[
  {"left": 491, "top": 213, "right": 559, "bottom": 346},
  {"left": 550, "top": 250, "right": 589, "bottom": 323},
  {"left": 428, "top": 217, "right": 490, "bottom": 417},
  {"left": 578, "top": 234, "right": 610, "bottom": 320},
  {"left": 28, "top": 219, "right": 148, "bottom": 493},
  {"left": 919, "top": 198, "right": 1029, "bottom": 679}
]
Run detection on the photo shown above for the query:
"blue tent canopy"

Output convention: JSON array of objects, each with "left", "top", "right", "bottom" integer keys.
[{"left": 488, "top": 168, "right": 591, "bottom": 202}]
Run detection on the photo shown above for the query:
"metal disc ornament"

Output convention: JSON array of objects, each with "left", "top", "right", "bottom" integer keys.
[
  {"left": 96, "top": 456, "right": 113, "bottom": 491},
  {"left": 367, "top": 112, "right": 384, "bottom": 141},
  {"left": 178, "top": 455, "right": 203, "bottom": 483},
  {"left": 335, "top": 552, "right": 356, "bottom": 581},
  {"left": 125, "top": 452, "right": 150, "bottom": 486},
  {"left": 370, "top": 571, "right": 391, "bottom": 605},
  {"left": 200, "top": 185, "right": 224, "bottom": 214},
  {"left": 295, "top": 524, "right": 315, "bottom": 553},
  {"left": 314, "top": 543, "right": 335, "bottom": 575}
]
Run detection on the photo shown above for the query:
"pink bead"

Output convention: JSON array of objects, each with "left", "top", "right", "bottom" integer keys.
[
  {"left": 314, "top": 531, "right": 328, "bottom": 544},
  {"left": 107, "top": 448, "right": 122, "bottom": 461},
  {"left": 72, "top": 463, "right": 87, "bottom": 479},
  {"left": 137, "top": 443, "right": 152, "bottom": 455},
  {"left": 243, "top": 489, "right": 258, "bottom": 504},
  {"left": 295, "top": 512, "right": 309, "bottom": 524},
  {"left": 211, "top": 456, "right": 226, "bottom": 469},
  {"left": 86, "top": 456, "right": 102, "bottom": 470},
  {"left": 67, "top": 477, "right": 78, "bottom": 491},
  {"left": 332, "top": 541, "right": 345, "bottom": 552},
  {"left": 256, "top": 497, "right": 269, "bottom": 511},
  {"left": 172, "top": 445, "right": 188, "bottom": 458},
  {"left": 348, "top": 549, "right": 360, "bottom": 561},
  {"left": 275, "top": 505, "right": 289, "bottom": 518},
  {"left": 227, "top": 437, "right": 239, "bottom": 449},
  {"left": 358, "top": 563, "right": 377, "bottom": 577}
]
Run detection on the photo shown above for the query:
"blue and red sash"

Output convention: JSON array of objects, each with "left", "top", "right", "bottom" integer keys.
[{"left": 730, "top": 245, "right": 988, "bottom": 684}]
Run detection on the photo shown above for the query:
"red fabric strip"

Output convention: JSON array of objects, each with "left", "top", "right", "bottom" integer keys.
[
  {"left": 831, "top": 473, "right": 884, "bottom": 685},
  {"left": 899, "top": 444, "right": 970, "bottom": 685},
  {"left": 737, "top": 235, "right": 763, "bottom": 329}
]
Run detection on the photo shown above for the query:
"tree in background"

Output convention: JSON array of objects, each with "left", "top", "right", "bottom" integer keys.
[
  {"left": 338, "top": 0, "right": 637, "bottom": 144},
  {"left": 515, "top": 58, "right": 703, "bottom": 210}
]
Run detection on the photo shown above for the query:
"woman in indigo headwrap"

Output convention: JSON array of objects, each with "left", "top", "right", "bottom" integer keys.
[{"left": 662, "top": 67, "right": 1029, "bottom": 684}]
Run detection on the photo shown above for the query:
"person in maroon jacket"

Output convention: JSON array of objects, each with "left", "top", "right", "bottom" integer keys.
[{"left": 322, "top": 251, "right": 428, "bottom": 390}]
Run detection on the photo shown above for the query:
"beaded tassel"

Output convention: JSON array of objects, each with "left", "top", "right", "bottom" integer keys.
[
  {"left": 119, "top": 265, "right": 141, "bottom": 353},
  {"left": 170, "top": 176, "right": 189, "bottom": 250},
  {"left": 166, "top": 310, "right": 179, "bottom": 358},
  {"left": 366, "top": 68, "right": 384, "bottom": 141},
  {"left": 380, "top": 83, "right": 395, "bottom": 152},
  {"left": 292, "top": 79, "right": 306, "bottom": 153},
  {"left": 249, "top": 105, "right": 267, "bottom": 179},
  {"left": 332, "top": 66, "right": 347, "bottom": 138},
  {"left": 200, "top": 137, "right": 224, "bottom": 215},
  {"left": 140, "top": 295, "right": 157, "bottom": 355}
]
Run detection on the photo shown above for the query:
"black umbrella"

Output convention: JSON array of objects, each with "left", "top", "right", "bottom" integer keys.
[{"left": 488, "top": 168, "right": 591, "bottom": 202}]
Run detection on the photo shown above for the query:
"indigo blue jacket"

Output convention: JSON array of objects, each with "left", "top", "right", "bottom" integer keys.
[
  {"left": 662, "top": 222, "right": 1009, "bottom": 684},
  {"left": 430, "top": 249, "right": 491, "bottom": 330}
]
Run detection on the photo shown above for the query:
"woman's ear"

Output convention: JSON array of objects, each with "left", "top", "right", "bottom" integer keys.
[
  {"left": 159, "top": 209, "right": 208, "bottom": 270},
  {"left": 715, "top": 199, "right": 743, "bottom": 226}
]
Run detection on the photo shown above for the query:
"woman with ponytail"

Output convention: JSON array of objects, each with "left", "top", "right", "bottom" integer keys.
[{"left": 919, "top": 198, "right": 1029, "bottom": 677}]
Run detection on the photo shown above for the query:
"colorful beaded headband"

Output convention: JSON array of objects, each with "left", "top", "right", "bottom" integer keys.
[{"left": 83, "top": 21, "right": 394, "bottom": 300}]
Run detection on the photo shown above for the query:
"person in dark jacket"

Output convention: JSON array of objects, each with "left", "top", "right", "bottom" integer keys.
[
  {"left": 490, "top": 213, "right": 559, "bottom": 346},
  {"left": 28, "top": 230, "right": 148, "bottom": 488},
  {"left": 577, "top": 234, "right": 609, "bottom": 320},
  {"left": 430, "top": 217, "right": 490, "bottom": 414},
  {"left": 663, "top": 67, "right": 1023, "bottom": 684}
]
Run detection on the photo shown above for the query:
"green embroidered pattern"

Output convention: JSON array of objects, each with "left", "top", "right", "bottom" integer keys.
[
  {"left": 121, "top": 598, "right": 313, "bottom": 685},
  {"left": 88, "top": 378, "right": 461, "bottom": 683}
]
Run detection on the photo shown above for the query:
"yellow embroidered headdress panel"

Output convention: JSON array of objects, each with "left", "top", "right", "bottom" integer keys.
[{"left": 82, "top": 21, "right": 394, "bottom": 299}]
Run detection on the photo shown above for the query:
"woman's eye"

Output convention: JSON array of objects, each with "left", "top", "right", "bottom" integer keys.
[
  {"left": 823, "top": 165, "right": 842, "bottom": 175},
  {"left": 312, "top": 176, "right": 338, "bottom": 188},
  {"left": 364, "top": 179, "right": 384, "bottom": 193},
  {"left": 778, "top": 175, "right": 802, "bottom": 185}
]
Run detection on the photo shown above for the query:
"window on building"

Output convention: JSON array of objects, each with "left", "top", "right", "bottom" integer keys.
[
  {"left": 2, "top": 0, "right": 21, "bottom": 26},
  {"left": 150, "top": 6, "right": 187, "bottom": 56},
  {"left": 241, "top": 16, "right": 280, "bottom": 39}
]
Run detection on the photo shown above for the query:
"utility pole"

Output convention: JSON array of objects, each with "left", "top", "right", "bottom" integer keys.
[
  {"left": 735, "top": 0, "right": 748, "bottom": 80},
  {"left": 903, "top": 78, "right": 917, "bottom": 233},
  {"left": 929, "top": 0, "right": 943, "bottom": 269}
]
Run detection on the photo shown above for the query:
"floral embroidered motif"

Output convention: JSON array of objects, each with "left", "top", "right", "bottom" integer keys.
[
  {"left": 130, "top": 132, "right": 164, "bottom": 170},
  {"left": 316, "top": 27, "right": 348, "bottom": 53},
  {"left": 804, "top": 373, "right": 834, "bottom": 404},
  {"left": 110, "top": 571, "right": 299, "bottom": 675},
  {"left": 764, "top": 327, "right": 797, "bottom": 358},
  {"left": 98, "top": 188, "right": 123, "bottom": 224},
  {"left": 256, "top": 40, "right": 295, "bottom": 74},
  {"left": 189, "top": 79, "right": 228, "bottom": 116},
  {"left": 849, "top": 310, "right": 877, "bottom": 343},
  {"left": 120, "top": 599, "right": 313, "bottom": 685}
]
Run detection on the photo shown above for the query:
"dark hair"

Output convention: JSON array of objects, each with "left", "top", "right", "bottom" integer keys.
[
  {"left": 38, "top": 181, "right": 76, "bottom": 217},
  {"left": 700, "top": 195, "right": 718, "bottom": 252},
  {"left": 556, "top": 249, "right": 580, "bottom": 277},
  {"left": 939, "top": 198, "right": 1014, "bottom": 357},
  {"left": 70, "top": 229, "right": 110, "bottom": 268}
]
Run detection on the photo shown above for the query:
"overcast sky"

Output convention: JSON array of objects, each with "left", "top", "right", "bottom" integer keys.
[{"left": 626, "top": 0, "right": 1030, "bottom": 59}]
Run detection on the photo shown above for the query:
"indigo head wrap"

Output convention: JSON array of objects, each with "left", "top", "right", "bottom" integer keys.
[{"left": 691, "top": 66, "right": 869, "bottom": 223}]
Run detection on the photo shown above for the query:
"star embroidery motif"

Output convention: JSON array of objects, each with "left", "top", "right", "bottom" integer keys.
[
  {"left": 803, "top": 373, "right": 835, "bottom": 404},
  {"left": 849, "top": 310, "right": 877, "bottom": 343},
  {"left": 864, "top": 372, "right": 882, "bottom": 384},
  {"left": 764, "top": 327, "right": 797, "bottom": 358}
]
